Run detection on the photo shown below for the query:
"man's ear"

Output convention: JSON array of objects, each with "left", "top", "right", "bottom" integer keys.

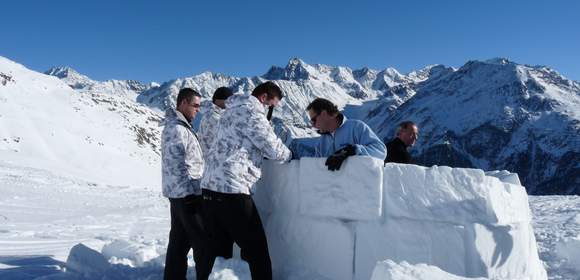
[{"left": 257, "top": 93, "right": 268, "bottom": 103}]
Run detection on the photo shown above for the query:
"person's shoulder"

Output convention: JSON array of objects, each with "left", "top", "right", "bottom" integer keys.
[{"left": 345, "top": 118, "right": 371, "bottom": 128}]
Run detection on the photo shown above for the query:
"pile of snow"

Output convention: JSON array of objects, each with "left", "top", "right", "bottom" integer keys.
[
  {"left": 41, "top": 242, "right": 250, "bottom": 280},
  {"left": 254, "top": 158, "right": 547, "bottom": 280},
  {"left": 370, "top": 260, "right": 486, "bottom": 280}
]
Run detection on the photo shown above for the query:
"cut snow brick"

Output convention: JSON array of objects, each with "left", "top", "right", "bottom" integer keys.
[
  {"left": 298, "top": 156, "right": 382, "bottom": 220},
  {"left": 467, "top": 223, "right": 547, "bottom": 280},
  {"left": 265, "top": 213, "right": 354, "bottom": 280},
  {"left": 383, "top": 164, "right": 530, "bottom": 225},
  {"left": 66, "top": 243, "right": 110, "bottom": 277},
  {"left": 254, "top": 160, "right": 301, "bottom": 221},
  {"left": 355, "top": 219, "right": 467, "bottom": 280},
  {"left": 485, "top": 170, "right": 522, "bottom": 186}
]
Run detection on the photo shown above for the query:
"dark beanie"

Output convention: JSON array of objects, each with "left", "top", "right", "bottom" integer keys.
[{"left": 212, "top": 87, "right": 233, "bottom": 102}]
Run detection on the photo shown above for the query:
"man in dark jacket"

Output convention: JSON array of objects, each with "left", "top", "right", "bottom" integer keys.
[{"left": 384, "top": 121, "right": 418, "bottom": 164}]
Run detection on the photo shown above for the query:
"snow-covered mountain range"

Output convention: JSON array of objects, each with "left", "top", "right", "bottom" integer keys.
[
  {"left": 5, "top": 56, "right": 579, "bottom": 194},
  {"left": 45, "top": 66, "right": 154, "bottom": 101}
]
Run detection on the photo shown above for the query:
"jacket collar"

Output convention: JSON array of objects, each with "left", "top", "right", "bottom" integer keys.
[{"left": 175, "top": 110, "right": 192, "bottom": 129}]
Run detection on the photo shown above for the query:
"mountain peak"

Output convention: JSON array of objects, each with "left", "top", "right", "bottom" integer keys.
[
  {"left": 45, "top": 66, "right": 83, "bottom": 79},
  {"left": 288, "top": 57, "right": 305, "bottom": 67},
  {"left": 484, "top": 57, "right": 513, "bottom": 65},
  {"left": 263, "top": 58, "right": 315, "bottom": 80}
]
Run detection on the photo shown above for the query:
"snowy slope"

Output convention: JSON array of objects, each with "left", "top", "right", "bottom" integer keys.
[
  {"left": 45, "top": 66, "right": 152, "bottom": 101},
  {"left": 0, "top": 57, "right": 162, "bottom": 187}
]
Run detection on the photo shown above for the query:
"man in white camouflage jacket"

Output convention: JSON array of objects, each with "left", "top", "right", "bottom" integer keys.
[
  {"left": 200, "top": 81, "right": 291, "bottom": 280},
  {"left": 198, "top": 86, "right": 233, "bottom": 158},
  {"left": 161, "top": 88, "right": 212, "bottom": 280}
]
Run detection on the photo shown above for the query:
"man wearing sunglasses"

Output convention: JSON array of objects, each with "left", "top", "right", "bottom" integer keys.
[
  {"left": 306, "top": 98, "right": 386, "bottom": 171},
  {"left": 161, "top": 88, "right": 211, "bottom": 280}
]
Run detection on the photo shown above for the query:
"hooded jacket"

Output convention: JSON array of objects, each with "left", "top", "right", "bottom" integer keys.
[
  {"left": 201, "top": 94, "right": 291, "bottom": 194},
  {"left": 161, "top": 109, "right": 204, "bottom": 198}
]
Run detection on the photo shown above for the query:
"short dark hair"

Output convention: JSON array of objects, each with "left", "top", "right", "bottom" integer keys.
[
  {"left": 306, "top": 98, "right": 339, "bottom": 115},
  {"left": 176, "top": 88, "right": 201, "bottom": 107},
  {"left": 212, "top": 86, "right": 233, "bottom": 102},
  {"left": 396, "top": 121, "right": 417, "bottom": 135},
  {"left": 251, "top": 81, "right": 283, "bottom": 100}
]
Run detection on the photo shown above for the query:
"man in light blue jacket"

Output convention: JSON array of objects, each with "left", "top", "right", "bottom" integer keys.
[{"left": 306, "top": 98, "right": 386, "bottom": 171}]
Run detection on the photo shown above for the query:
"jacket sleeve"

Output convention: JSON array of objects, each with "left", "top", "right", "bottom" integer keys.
[
  {"left": 242, "top": 109, "right": 291, "bottom": 161},
  {"left": 353, "top": 122, "right": 387, "bottom": 160}
]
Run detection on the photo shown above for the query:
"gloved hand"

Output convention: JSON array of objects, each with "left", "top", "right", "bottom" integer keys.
[{"left": 325, "top": 145, "right": 356, "bottom": 171}]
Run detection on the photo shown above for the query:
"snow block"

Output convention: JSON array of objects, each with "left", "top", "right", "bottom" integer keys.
[
  {"left": 66, "top": 243, "right": 110, "bottom": 277},
  {"left": 101, "top": 239, "right": 160, "bottom": 267},
  {"left": 254, "top": 160, "right": 300, "bottom": 220},
  {"left": 254, "top": 158, "right": 545, "bottom": 280},
  {"left": 355, "top": 219, "right": 467, "bottom": 280},
  {"left": 467, "top": 223, "right": 547, "bottom": 280},
  {"left": 265, "top": 213, "right": 353, "bottom": 280},
  {"left": 485, "top": 170, "right": 522, "bottom": 186},
  {"left": 383, "top": 164, "right": 530, "bottom": 225},
  {"left": 298, "top": 156, "right": 383, "bottom": 221},
  {"left": 370, "top": 260, "right": 487, "bottom": 280}
]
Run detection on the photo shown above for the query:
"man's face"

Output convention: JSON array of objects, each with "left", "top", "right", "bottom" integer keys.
[
  {"left": 178, "top": 96, "right": 201, "bottom": 121},
  {"left": 398, "top": 125, "right": 419, "bottom": 147},
  {"left": 308, "top": 109, "right": 335, "bottom": 133}
]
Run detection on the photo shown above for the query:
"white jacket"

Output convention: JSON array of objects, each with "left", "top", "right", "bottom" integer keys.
[
  {"left": 198, "top": 100, "right": 222, "bottom": 159},
  {"left": 201, "top": 94, "right": 291, "bottom": 194},
  {"left": 161, "top": 109, "right": 204, "bottom": 198}
]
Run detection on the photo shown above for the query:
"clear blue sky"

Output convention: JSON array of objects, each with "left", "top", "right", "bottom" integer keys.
[{"left": 1, "top": 0, "right": 579, "bottom": 83}]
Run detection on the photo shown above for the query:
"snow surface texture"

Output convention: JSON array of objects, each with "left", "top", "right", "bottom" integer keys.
[
  {"left": 370, "top": 260, "right": 487, "bottom": 280},
  {"left": 0, "top": 57, "right": 162, "bottom": 187},
  {"left": 254, "top": 158, "right": 547, "bottom": 280},
  {"left": 530, "top": 195, "right": 580, "bottom": 280}
]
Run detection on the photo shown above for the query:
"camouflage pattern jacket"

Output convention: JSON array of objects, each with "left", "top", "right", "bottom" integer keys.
[
  {"left": 161, "top": 109, "right": 204, "bottom": 198},
  {"left": 201, "top": 94, "right": 291, "bottom": 194},
  {"left": 198, "top": 100, "right": 222, "bottom": 159}
]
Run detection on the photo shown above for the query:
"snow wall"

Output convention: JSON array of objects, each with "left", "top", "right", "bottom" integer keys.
[{"left": 253, "top": 157, "right": 547, "bottom": 280}]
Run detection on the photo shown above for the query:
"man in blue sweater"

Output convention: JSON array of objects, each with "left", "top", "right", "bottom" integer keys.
[{"left": 306, "top": 98, "right": 386, "bottom": 171}]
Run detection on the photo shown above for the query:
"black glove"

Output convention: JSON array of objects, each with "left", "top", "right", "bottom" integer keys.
[{"left": 325, "top": 145, "right": 356, "bottom": 171}]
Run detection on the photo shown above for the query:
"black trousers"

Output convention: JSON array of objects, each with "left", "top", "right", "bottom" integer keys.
[
  {"left": 201, "top": 189, "right": 272, "bottom": 280},
  {"left": 164, "top": 195, "right": 213, "bottom": 280}
]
